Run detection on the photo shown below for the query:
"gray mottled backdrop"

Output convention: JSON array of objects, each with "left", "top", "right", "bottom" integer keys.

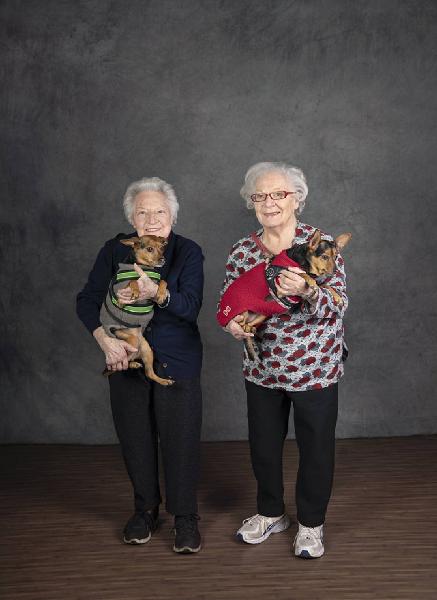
[{"left": 1, "top": 0, "right": 436, "bottom": 442}]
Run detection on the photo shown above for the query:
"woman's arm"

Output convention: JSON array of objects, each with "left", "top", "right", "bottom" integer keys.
[{"left": 163, "top": 244, "right": 204, "bottom": 322}]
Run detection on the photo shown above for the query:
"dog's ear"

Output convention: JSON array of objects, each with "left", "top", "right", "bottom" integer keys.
[
  {"left": 156, "top": 236, "right": 168, "bottom": 246},
  {"left": 335, "top": 232, "right": 352, "bottom": 251},
  {"left": 120, "top": 237, "right": 140, "bottom": 247},
  {"left": 308, "top": 229, "right": 321, "bottom": 251}
]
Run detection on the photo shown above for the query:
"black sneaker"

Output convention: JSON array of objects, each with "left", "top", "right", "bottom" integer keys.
[
  {"left": 173, "top": 514, "right": 201, "bottom": 553},
  {"left": 123, "top": 507, "right": 159, "bottom": 544}
]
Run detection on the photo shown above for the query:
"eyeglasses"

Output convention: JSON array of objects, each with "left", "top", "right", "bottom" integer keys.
[{"left": 250, "top": 190, "right": 297, "bottom": 203}]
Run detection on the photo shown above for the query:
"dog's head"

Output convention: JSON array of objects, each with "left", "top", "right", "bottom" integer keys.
[
  {"left": 287, "top": 229, "right": 352, "bottom": 276},
  {"left": 120, "top": 235, "right": 168, "bottom": 267}
]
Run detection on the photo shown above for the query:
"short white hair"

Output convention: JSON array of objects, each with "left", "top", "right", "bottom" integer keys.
[
  {"left": 240, "top": 162, "right": 309, "bottom": 214},
  {"left": 123, "top": 177, "right": 180, "bottom": 225}
]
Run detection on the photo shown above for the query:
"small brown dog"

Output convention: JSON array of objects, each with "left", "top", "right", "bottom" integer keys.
[{"left": 100, "top": 234, "right": 173, "bottom": 386}]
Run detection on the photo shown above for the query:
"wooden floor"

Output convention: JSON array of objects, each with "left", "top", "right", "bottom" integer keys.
[{"left": 1, "top": 437, "right": 437, "bottom": 600}]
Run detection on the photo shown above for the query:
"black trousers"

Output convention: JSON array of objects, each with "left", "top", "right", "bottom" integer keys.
[
  {"left": 245, "top": 379, "right": 338, "bottom": 527},
  {"left": 109, "top": 366, "right": 202, "bottom": 516}
]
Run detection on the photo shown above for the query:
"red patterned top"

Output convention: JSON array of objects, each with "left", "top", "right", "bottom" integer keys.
[{"left": 218, "top": 221, "right": 349, "bottom": 391}]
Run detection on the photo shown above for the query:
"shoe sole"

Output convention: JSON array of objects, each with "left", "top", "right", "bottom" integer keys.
[
  {"left": 295, "top": 548, "right": 324, "bottom": 559},
  {"left": 173, "top": 544, "right": 201, "bottom": 554},
  {"left": 123, "top": 533, "right": 152, "bottom": 544},
  {"left": 236, "top": 514, "right": 291, "bottom": 545}
]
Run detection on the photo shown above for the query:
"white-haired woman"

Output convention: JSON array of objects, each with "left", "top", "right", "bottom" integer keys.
[
  {"left": 77, "top": 177, "right": 203, "bottom": 553},
  {"left": 219, "top": 162, "right": 349, "bottom": 558}
]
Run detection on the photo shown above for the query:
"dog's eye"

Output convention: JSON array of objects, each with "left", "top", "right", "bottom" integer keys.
[
  {"left": 147, "top": 247, "right": 154, "bottom": 252},
  {"left": 322, "top": 255, "right": 329, "bottom": 261}
]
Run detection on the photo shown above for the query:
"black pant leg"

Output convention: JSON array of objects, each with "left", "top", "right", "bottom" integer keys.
[
  {"left": 153, "top": 375, "right": 202, "bottom": 516},
  {"left": 109, "top": 370, "right": 161, "bottom": 513},
  {"left": 245, "top": 379, "right": 291, "bottom": 517},
  {"left": 290, "top": 383, "right": 338, "bottom": 527}
]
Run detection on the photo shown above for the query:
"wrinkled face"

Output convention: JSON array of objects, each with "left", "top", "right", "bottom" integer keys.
[
  {"left": 121, "top": 235, "right": 168, "bottom": 266},
  {"left": 253, "top": 171, "right": 300, "bottom": 230},
  {"left": 132, "top": 191, "right": 172, "bottom": 238}
]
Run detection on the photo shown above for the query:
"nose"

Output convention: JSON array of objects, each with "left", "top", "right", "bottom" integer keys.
[
  {"left": 264, "top": 195, "right": 276, "bottom": 208},
  {"left": 145, "top": 212, "right": 157, "bottom": 224}
]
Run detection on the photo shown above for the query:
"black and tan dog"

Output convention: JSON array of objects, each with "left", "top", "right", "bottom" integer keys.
[
  {"left": 100, "top": 234, "right": 174, "bottom": 386},
  {"left": 217, "top": 229, "right": 351, "bottom": 359},
  {"left": 266, "top": 229, "right": 352, "bottom": 308}
]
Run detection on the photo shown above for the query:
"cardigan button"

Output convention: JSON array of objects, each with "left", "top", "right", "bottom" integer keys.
[
  {"left": 163, "top": 363, "right": 168, "bottom": 368},
  {"left": 146, "top": 326, "right": 151, "bottom": 332}
]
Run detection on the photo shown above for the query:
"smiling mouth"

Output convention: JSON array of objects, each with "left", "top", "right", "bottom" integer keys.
[{"left": 264, "top": 212, "right": 280, "bottom": 217}]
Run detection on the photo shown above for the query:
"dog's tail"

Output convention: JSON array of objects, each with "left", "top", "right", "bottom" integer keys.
[{"left": 244, "top": 338, "right": 257, "bottom": 361}]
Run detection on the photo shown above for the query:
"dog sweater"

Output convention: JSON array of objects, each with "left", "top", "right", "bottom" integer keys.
[
  {"left": 216, "top": 251, "right": 300, "bottom": 327},
  {"left": 100, "top": 263, "right": 161, "bottom": 336}
]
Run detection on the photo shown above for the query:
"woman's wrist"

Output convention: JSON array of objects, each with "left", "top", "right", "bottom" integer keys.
[{"left": 93, "top": 326, "right": 108, "bottom": 347}]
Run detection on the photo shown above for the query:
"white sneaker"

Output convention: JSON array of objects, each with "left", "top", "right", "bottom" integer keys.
[
  {"left": 236, "top": 513, "right": 291, "bottom": 544},
  {"left": 293, "top": 523, "right": 324, "bottom": 558}
]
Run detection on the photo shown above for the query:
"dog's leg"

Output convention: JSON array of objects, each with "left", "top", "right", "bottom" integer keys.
[
  {"left": 102, "top": 328, "right": 141, "bottom": 376},
  {"left": 154, "top": 280, "right": 168, "bottom": 305},
  {"left": 139, "top": 338, "right": 174, "bottom": 386},
  {"left": 320, "top": 285, "right": 343, "bottom": 306},
  {"left": 237, "top": 311, "right": 261, "bottom": 361},
  {"left": 299, "top": 273, "right": 318, "bottom": 289},
  {"left": 239, "top": 311, "right": 251, "bottom": 333},
  {"left": 246, "top": 313, "right": 267, "bottom": 332},
  {"left": 128, "top": 280, "right": 140, "bottom": 301}
]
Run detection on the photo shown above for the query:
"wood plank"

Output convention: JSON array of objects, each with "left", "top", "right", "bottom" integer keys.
[{"left": 1, "top": 438, "right": 436, "bottom": 599}]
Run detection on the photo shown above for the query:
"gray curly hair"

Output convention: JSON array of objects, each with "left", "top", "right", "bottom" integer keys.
[
  {"left": 240, "top": 162, "right": 308, "bottom": 214},
  {"left": 123, "top": 176, "right": 180, "bottom": 225}
]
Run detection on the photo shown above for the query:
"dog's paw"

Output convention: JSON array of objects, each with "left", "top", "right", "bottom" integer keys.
[{"left": 128, "top": 361, "right": 143, "bottom": 369}]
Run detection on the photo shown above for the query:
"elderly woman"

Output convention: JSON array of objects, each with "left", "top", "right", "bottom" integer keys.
[
  {"left": 76, "top": 177, "right": 203, "bottom": 553},
  {"left": 219, "top": 162, "right": 348, "bottom": 558}
]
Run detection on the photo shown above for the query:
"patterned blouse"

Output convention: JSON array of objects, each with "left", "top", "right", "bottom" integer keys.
[{"left": 218, "top": 221, "right": 349, "bottom": 392}]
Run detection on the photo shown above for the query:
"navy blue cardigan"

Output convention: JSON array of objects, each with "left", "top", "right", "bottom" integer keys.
[{"left": 76, "top": 230, "right": 204, "bottom": 379}]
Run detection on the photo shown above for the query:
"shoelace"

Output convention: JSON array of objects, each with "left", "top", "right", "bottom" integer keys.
[
  {"left": 298, "top": 525, "right": 322, "bottom": 540},
  {"left": 125, "top": 512, "right": 154, "bottom": 533},
  {"left": 242, "top": 514, "right": 263, "bottom": 526},
  {"left": 174, "top": 514, "right": 200, "bottom": 535}
]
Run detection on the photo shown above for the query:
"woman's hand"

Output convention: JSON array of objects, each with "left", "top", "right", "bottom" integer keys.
[
  {"left": 117, "top": 263, "right": 159, "bottom": 305},
  {"left": 93, "top": 327, "right": 138, "bottom": 371},
  {"left": 276, "top": 266, "right": 309, "bottom": 298},
  {"left": 225, "top": 315, "right": 254, "bottom": 341}
]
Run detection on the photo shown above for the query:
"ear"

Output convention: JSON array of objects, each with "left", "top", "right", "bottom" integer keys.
[
  {"left": 335, "top": 232, "right": 352, "bottom": 250},
  {"left": 308, "top": 229, "right": 321, "bottom": 251},
  {"left": 157, "top": 236, "right": 168, "bottom": 246},
  {"left": 120, "top": 237, "right": 140, "bottom": 247}
]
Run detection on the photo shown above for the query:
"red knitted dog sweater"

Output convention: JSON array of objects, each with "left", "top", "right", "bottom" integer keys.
[{"left": 217, "top": 250, "right": 300, "bottom": 327}]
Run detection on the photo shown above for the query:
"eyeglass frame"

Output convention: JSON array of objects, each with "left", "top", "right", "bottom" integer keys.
[{"left": 250, "top": 190, "right": 298, "bottom": 203}]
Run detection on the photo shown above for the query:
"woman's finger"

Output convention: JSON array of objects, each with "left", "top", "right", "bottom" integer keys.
[
  {"left": 279, "top": 271, "right": 301, "bottom": 283},
  {"left": 133, "top": 263, "right": 146, "bottom": 278},
  {"left": 275, "top": 284, "right": 290, "bottom": 298},
  {"left": 229, "top": 323, "right": 253, "bottom": 339}
]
